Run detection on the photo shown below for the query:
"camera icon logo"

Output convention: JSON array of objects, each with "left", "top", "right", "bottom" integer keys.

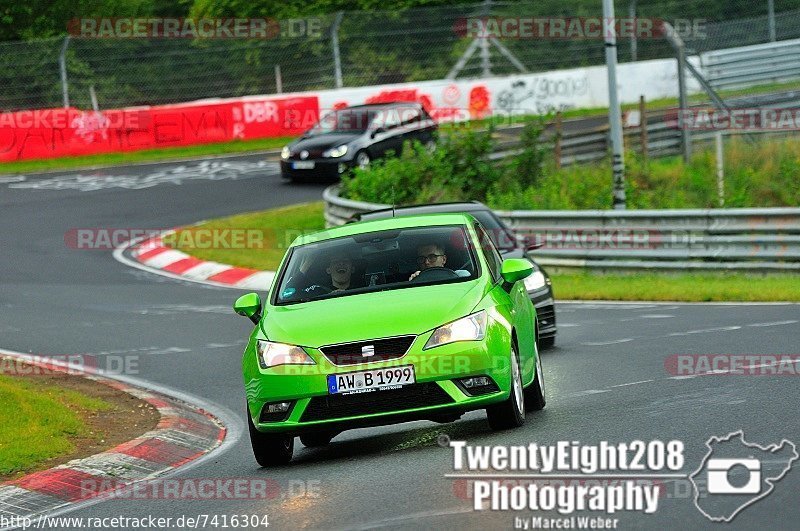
[
  {"left": 690, "top": 430, "right": 798, "bottom": 522},
  {"left": 706, "top": 458, "right": 761, "bottom": 494}
]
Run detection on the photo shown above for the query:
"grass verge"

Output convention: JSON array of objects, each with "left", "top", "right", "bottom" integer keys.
[
  {"left": 0, "top": 374, "right": 110, "bottom": 477},
  {"left": 167, "top": 203, "right": 800, "bottom": 302},
  {"left": 550, "top": 272, "right": 800, "bottom": 302},
  {"left": 165, "top": 202, "right": 326, "bottom": 271},
  {"left": 0, "top": 361, "right": 159, "bottom": 480}
]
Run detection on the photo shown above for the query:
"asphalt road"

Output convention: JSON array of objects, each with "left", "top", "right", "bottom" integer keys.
[{"left": 1, "top": 157, "right": 798, "bottom": 530}]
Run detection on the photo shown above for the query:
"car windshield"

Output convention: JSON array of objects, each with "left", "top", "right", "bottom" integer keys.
[
  {"left": 274, "top": 225, "right": 479, "bottom": 305},
  {"left": 310, "top": 108, "right": 380, "bottom": 134}
]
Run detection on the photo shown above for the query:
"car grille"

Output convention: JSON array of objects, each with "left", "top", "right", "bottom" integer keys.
[
  {"left": 289, "top": 148, "right": 325, "bottom": 159},
  {"left": 537, "top": 305, "right": 556, "bottom": 329},
  {"left": 320, "top": 335, "right": 416, "bottom": 366},
  {"left": 300, "top": 383, "right": 454, "bottom": 422}
]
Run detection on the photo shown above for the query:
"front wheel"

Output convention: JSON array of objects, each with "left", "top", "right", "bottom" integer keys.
[
  {"left": 248, "top": 408, "right": 294, "bottom": 466},
  {"left": 539, "top": 335, "right": 556, "bottom": 349},
  {"left": 486, "top": 344, "right": 526, "bottom": 431},
  {"left": 355, "top": 151, "right": 371, "bottom": 169}
]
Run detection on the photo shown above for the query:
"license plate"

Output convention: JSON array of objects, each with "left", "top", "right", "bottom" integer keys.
[
  {"left": 328, "top": 365, "right": 415, "bottom": 395},
  {"left": 292, "top": 161, "right": 315, "bottom": 169}
]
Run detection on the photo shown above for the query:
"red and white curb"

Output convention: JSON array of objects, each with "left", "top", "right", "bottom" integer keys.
[
  {"left": 0, "top": 349, "right": 230, "bottom": 527},
  {"left": 114, "top": 231, "right": 274, "bottom": 290}
]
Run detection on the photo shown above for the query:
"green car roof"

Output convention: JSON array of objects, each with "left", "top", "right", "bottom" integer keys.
[{"left": 292, "top": 213, "right": 477, "bottom": 247}]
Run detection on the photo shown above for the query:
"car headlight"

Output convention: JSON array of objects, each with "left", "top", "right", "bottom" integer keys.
[
  {"left": 424, "top": 310, "right": 487, "bottom": 350},
  {"left": 281, "top": 146, "right": 291, "bottom": 160},
  {"left": 524, "top": 270, "right": 546, "bottom": 291},
  {"left": 256, "top": 340, "right": 316, "bottom": 369},
  {"left": 323, "top": 145, "right": 348, "bottom": 158}
]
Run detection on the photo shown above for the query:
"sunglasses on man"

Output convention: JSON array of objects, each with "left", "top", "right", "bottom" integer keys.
[{"left": 416, "top": 253, "right": 445, "bottom": 265}]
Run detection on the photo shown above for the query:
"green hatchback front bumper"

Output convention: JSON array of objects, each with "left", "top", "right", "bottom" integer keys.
[{"left": 243, "top": 330, "right": 515, "bottom": 435}]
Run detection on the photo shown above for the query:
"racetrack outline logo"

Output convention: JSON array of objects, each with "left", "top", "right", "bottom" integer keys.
[{"left": 689, "top": 430, "right": 798, "bottom": 522}]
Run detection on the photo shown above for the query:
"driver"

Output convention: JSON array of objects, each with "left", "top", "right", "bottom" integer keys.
[{"left": 409, "top": 243, "right": 448, "bottom": 281}]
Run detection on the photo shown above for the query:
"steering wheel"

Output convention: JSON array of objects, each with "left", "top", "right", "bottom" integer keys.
[{"left": 411, "top": 267, "right": 459, "bottom": 283}]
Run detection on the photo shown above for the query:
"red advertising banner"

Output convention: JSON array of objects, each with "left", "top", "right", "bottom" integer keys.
[{"left": 0, "top": 96, "right": 319, "bottom": 162}]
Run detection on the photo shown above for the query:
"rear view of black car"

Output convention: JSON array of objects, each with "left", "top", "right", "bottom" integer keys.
[
  {"left": 354, "top": 202, "right": 557, "bottom": 349},
  {"left": 280, "top": 102, "right": 437, "bottom": 182}
]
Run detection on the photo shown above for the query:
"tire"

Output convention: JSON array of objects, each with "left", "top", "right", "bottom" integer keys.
[
  {"left": 486, "top": 344, "right": 526, "bottom": 431},
  {"left": 300, "top": 432, "right": 336, "bottom": 448},
  {"left": 524, "top": 349, "right": 546, "bottom": 411},
  {"left": 247, "top": 408, "right": 294, "bottom": 466},
  {"left": 539, "top": 335, "right": 556, "bottom": 349},
  {"left": 356, "top": 151, "right": 371, "bottom": 169}
]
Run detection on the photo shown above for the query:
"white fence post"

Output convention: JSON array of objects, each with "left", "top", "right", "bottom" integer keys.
[
  {"left": 59, "top": 36, "right": 70, "bottom": 108},
  {"left": 331, "top": 12, "right": 344, "bottom": 89}
]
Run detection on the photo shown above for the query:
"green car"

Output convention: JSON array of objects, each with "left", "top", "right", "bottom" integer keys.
[{"left": 234, "top": 213, "right": 546, "bottom": 466}]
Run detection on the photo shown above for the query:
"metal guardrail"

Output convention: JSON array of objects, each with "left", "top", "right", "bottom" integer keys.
[
  {"left": 487, "top": 113, "right": 700, "bottom": 166},
  {"left": 324, "top": 185, "right": 800, "bottom": 271},
  {"left": 701, "top": 38, "right": 800, "bottom": 91},
  {"left": 487, "top": 87, "right": 800, "bottom": 166},
  {"left": 481, "top": 115, "right": 683, "bottom": 167}
]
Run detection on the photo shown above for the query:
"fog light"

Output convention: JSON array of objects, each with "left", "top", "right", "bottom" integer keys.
[
  {"left": 456, "top": 376, "right": 500, "bottom": 396},
  {"left": 337, "top": 163, "right": 347, "bottom": 174},
  {"left": 463, "top": 376, "right": 491, "bottom": 388},
  {"left": 259, "top": 401, "right": 294, "bottom": 423}
]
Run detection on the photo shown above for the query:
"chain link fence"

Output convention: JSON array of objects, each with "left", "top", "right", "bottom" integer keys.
[{"left": 3, "top": 0, "right": 800, "bottom": 112}]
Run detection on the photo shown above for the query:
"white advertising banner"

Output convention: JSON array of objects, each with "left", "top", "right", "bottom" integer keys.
[{"left": 307, "top": 57, "right": 702, "bottom": 122}]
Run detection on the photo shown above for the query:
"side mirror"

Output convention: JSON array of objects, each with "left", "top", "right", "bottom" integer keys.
[
  {"left": 516, "top": 233, "right": 543, "bottom": 251},
  {"left": 234, "top": 292, "right": 262, "bottom": 325},
  {"left": 500, "top": 258, "right": 533, "bottom": 285},
  {"left": 525, "top": 238, "right": 544, "bottom": 251},
  {"left": 371, "top": 127, "right": 385, "bottom": 138}
]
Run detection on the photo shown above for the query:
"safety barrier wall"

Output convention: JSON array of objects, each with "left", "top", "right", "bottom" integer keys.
[{"left": 1, "top": 56, "right": 700, "bottom": 162}]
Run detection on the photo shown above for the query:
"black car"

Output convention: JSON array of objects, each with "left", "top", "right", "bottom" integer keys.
[
  {"left": 353, "top": 202, "right": 557, "bottom": 349},
  {"left": 280, "top": 102, "right": 437, "bottom": 182}
]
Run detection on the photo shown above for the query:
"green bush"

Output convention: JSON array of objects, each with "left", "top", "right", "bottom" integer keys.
[
  {"left": 341, "top": 119, "right": 552, "bottom": 204},
  {"left": 341, "top": 124, "right": 800, "bottom": 210},
  {"left": 341, "top": 125, "right": 505, "bottom": 205}
]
